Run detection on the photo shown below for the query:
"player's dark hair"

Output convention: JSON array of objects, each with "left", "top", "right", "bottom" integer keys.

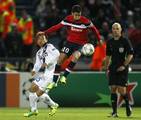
[{"left": 71, "top": 5, "right": 82, "bottom": 13}]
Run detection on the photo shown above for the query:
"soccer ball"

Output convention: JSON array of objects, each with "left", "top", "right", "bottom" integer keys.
[{"left": 81, "top": 43, "right": 95, "bottom": 56}]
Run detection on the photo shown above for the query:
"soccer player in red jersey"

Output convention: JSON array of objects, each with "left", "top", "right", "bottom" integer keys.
[{"left": 37, "top": 5, "right": 102, "bottom": 89}]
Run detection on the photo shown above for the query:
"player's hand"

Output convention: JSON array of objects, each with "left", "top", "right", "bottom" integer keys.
[
  {"left": 36, "top": 31, "right": 45, "bottom": 37},
  {"left": 105, "top": 69, "right": 110, "bottom": 78},
  {"left": 41, "top": 63, "right": 47, "bottom": 68},
  {"left": 98, "top": 40, "right": 103, "bottom": 46},
  {"left": 117, "top": 66, "right": 125, "bottom": 72},
  {"left": 31, "top": 71, "right": 36, "bottom": 76}
]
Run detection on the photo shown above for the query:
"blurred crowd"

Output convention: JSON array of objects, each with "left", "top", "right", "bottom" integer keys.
[
  {"left": 0, "top": 0, "right": 33, "bottom": 58},
  {"left": 0, "top": 0, "right": 141, "bottom": 71},
  {"left": 34, "top": 0, "right": 141, "bottom": 57}
]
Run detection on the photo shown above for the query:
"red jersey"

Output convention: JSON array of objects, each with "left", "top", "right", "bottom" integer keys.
[{"left": 44, "top": 15, "right": 101, "bottom": 45}]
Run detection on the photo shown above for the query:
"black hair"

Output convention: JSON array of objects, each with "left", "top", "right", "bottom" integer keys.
[{"left": 71, "top": 5, "right": 82, "bottom": 13}]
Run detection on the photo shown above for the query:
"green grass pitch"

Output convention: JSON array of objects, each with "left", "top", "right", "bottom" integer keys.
[{"left": 0, "top": 107, "right": 140, "bottom": 120}]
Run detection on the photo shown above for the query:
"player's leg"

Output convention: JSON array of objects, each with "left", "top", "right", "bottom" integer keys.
[
  {"left": 52, "top": 53, "right": 68, "bottom": 83},
  {"left": 41, "top": 77, "right": 59, "bottom": 115},
  {"left": 118, "top": 86, "right": 132, "bottom": 117},
  {"left": 47, "top": 52, "right": 68, "bottom": 90},
  {"left": 60, "top": 50, "right": 81, "bottom": 84},
  {"left": 24, "top": 76, "right": 45, "bottom": 117},
  {"left": 118, "top": 70, "right": 132, "bottom": 117},
  {"left": 40, "top": 93, "right": 58, "bottom": 107},
  {"left": 59, "top": 42, "right": 83, "bottom": 84},
  {"left": 29, "top": 83, "right": 39, "bottom": 112},
  {"left": 56, "top": 43, "right": 71, "bottom": 73},
  {"left": 47, "top": 42, "right": 72, "bottom": 89},
  {"left": 40, "top": 93, "right": 59, "bottom": 116},
  {"left": 24, "top": 89, "right": 45, "bottom": 117},
  {"left": 108, "top": 71, "right": 118, "bottom": 117},
  {"left": 24, "top": 82, "right": 39, "bottom": 117},
  {"left": 110, "top": 85, "right": 118, "bottom": 117}
]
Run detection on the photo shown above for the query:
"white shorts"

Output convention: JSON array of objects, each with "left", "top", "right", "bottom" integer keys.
[{"left": 33, "top": 74, "right": 53, "bottom": 91}]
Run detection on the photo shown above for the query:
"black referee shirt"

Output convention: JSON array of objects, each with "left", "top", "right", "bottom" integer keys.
[{"left": 106, "top": 36, "right": 134, "bottom": 71}]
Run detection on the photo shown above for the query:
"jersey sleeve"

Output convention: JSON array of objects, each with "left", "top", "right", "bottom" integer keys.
[
  {"left": 59, "top": 16, "right": 72, "bottom": 26},
  {"left": 125, "top": 39, "right": 134, "bottom": 54},
  {"left": 106, "top": 40, "right": 112, "bottom": 56},
  {"left": 44, "top": 22, "right": 64, "bottom": 35},
  {"left": 43, "top": 16, "right": 71, "bottom": 35},
  {"left": 88, "top": 21, "right": 101, "bottom": 41},
  {"left": 32, "top": 52, "right": 42, "bottom": 72},
  {"left": 44, "top": 45, "right": 60, "bottom": 67}
]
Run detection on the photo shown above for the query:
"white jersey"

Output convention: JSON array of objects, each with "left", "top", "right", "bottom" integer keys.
[{"left": 33, "top": 43, "right": 60, "bottom": 78}]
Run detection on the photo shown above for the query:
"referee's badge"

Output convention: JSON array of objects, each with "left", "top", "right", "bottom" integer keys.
[{"left": 119, "top": 47, "right": 124, "bottom": 53}]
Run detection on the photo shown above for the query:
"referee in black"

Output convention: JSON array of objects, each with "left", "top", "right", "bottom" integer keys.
[{"left": 105, "top": 23, "right": 134, "bottom": 117}]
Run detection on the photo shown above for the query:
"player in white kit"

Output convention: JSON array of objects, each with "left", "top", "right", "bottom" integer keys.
[{"left": 24, "top": 35, "right": 60, "bottom": 117}]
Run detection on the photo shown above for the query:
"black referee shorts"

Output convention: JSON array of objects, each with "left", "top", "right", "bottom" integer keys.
[
  {"left": 108, "top": 68, "right": 128, "bottom": 87},
  {"left": 61, "top": 41, "right": 83, "bottom": 57}
]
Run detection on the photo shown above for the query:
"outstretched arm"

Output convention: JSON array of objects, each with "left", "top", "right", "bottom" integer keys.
[
  {"left": 44, "top": 23, "right": 64, "bottom": 35},
  {"left": 89, "top": 22, "right": 101, "bottom": 42},
  {"left": 36, "top": 23, "right": 64, "bottom": 36}
]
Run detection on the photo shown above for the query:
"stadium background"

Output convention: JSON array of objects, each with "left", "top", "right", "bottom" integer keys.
[
  {"left": 0, "top": 0, "right": 141, "bottom": 71},
  {"left": 0, "top": 0, "right": 141, "bottom": 119}
]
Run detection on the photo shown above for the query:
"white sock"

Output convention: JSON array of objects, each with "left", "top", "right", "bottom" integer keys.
[
  {"left": 40, "top": 93, "right": 56, "bottom": 107},
  {"left": 29, "top": 92, "right": 38, "bottom": 112}
]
